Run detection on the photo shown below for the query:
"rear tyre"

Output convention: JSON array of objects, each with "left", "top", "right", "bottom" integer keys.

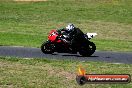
[
  {"left": 41, "top": 41, "right": 54, "bottom": 54},
  {"left": 79, "top": 42, "right": 96, "bottom": 57}
]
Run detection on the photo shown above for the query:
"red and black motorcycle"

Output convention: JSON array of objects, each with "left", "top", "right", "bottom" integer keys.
[{"left": 41, "top": 29, "right": 97, "bottom": 56}]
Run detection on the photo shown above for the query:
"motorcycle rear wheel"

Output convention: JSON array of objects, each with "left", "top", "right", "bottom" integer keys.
[
  {"left": 79, "top": 41, "right": 96, "bottom": 57},
  {"left": 41, "top": 41, "right": 54, "bottom": 54}
]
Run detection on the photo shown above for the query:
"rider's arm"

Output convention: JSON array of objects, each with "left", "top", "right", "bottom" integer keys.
[{"left": 57, "top": 28, "right": 66, "bottom": 35}]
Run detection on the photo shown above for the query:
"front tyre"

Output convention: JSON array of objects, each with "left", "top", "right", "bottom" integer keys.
[
  {"left": 79, "top": 42, "right": 96, "bottom": 57},
  {"left": 41, "top": 41, "right": 54, "bottom": 54}
]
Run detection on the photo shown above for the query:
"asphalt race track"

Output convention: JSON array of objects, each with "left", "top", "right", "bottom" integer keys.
[{"left": 0, "top": 46, "right": 132, "bottom": 64}]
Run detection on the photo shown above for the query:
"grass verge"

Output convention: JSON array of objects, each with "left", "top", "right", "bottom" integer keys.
[{"left": 0, "top": 57, "right": 132, "bottom": 88}]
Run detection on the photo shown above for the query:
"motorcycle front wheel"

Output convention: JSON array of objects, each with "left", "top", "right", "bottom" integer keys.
[
  {"left": 41, "top": 41, "right": 54, "bottom": 54},
  {"left": 79, "top": 41, "right": 96, "bottom": 57}
]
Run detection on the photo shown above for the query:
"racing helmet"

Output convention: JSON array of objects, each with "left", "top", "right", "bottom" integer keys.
[{"left": 66, "top": 23, "right": 75, "bottom": 31}]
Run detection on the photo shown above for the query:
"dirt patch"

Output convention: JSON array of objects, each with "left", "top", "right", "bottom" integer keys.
[{"left": 58, "top": 71, "right": 76, "bottom": 80}]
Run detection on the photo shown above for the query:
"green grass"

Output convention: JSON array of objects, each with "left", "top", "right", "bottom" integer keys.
[
  {"left": 0, "top": 0, "right": 132, "bottom": 51},
  {"left": 0, "top": 57, "right": 132, "bottom": 88},
  {"left": 0, "top": 32, "right": 46, "bottom": 47}
]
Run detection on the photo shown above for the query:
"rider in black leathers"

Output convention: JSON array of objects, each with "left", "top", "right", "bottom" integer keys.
[{"left": 57, "top": 23, "right": 85, "bottom": 53}]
